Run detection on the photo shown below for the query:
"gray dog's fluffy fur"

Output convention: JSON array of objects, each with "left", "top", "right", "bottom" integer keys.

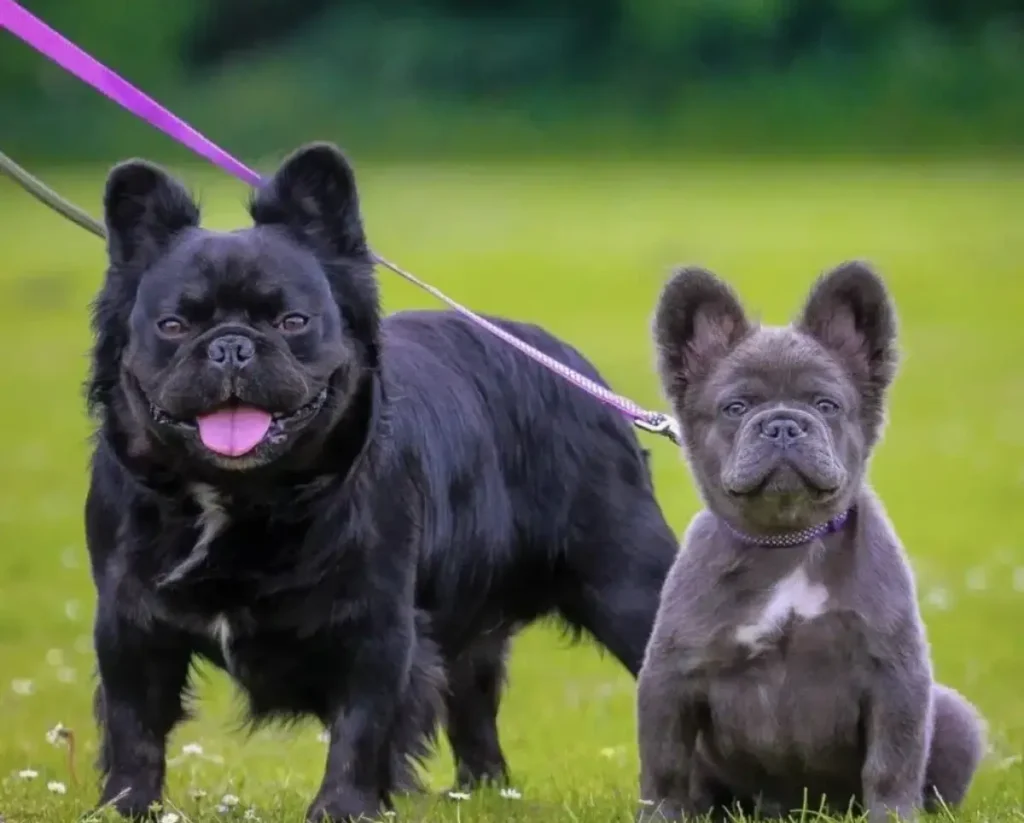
[{"left": 637, "top": 262, "right": 985, "bottom": 821}]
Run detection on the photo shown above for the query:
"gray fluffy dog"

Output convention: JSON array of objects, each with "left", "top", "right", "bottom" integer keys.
[{"left": 636, "top": 262, "right": 985, "bottom": 821}]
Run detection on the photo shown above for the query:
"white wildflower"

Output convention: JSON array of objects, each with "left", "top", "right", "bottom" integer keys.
[
  {"left": 182, "top": 742, "right": 204, "bottom": 756},
  {"left": 965, "top": 568, "right": 987, "bottom": 591},
  {"left": 924, "top": 587, "right": 951, "bottom": 611},
  {"left": 243, "top": 810, "right": 260, "bottom": 821},
  {"left": 159, "top": 814, "right": 180, "bottom": 823},
  {"left": 447, "top": 790, "right": 471, "bottom": 800},
  {"left": 189, "top": 788, "right": 208, "bottom": 800},
  {"left": 46, "top": 723, "right": 69, "bottom": 745},
  {"left": 216, "top": 806, "right": 231, "bottom": 815},
  {"left": 499, "top": 787, "right": 522, "bottom": 799},
  {"left": 47, "top": 780, "right": 67, "bottom": 794},
  {"left": 18, "top": 769, "right": 39, "bottom": 780},
  {"left": 317, "top": 729, "right": 330, "bottom": 743},
  {"left": 221, "top": 794, "right": 240, "bottom": 807},
  {"left": 45, "top": 649, "right": 64, "bottom": 667},
  {"left": 11, "top": 679, "right": 34, "bottom": 696}
]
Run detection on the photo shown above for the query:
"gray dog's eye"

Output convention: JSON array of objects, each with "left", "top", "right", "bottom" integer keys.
[
  {"left": 814, "top": 398, "right": 841, "bottom": 416},
  {"left": 156, "top": 316, "right": 188, "bottom": 338},
  {"left": 722, "top": 400, "right": 749, "bottom": 418},
  {"left": 275, "top": 313, "right": 310, "bottom": 333}
]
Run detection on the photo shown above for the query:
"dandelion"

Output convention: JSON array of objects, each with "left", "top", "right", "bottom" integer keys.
[
  {"left": 159, "top": 814, "right": 180, "bottom": 823},
  {"left": 18, "top": 769, "right": 39, "bottom": 780},
  {"left": 11, "top": 679, "right": 34, "bottom": 696},
  {"left": 182, "top": 742, "right": 204, "bottom": 756},
  {"left": 221, "top": 794, "right": 240, "bottom": 807},
  {"left": 47, "top": 780, "right": 67, "bottom": 794},
  {"left": 189, "top": 788, "right": 208, "bottom": 800},
  {"left": 499, "top": 787, "right": 522, "bottom": 800},
  {"left": 446, "top": 791, "right": 471, "bottom": 801}
]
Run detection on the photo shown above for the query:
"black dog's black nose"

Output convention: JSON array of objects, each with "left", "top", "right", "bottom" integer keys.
[
  {"left": 207, "top": 334, "right": 255, "bottom": 367},
  {"left": 759, "top": 416, "right": 807, "bottom": 446}
]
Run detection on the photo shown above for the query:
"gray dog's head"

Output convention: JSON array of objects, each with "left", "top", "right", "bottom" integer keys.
[{"left": 653, "top": 262, "right": 899, "bottom": 534}]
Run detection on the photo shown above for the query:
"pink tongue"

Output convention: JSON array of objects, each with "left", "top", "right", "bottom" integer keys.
[{"left": 196, "top": 406, "right": 273, "bottom": 457}]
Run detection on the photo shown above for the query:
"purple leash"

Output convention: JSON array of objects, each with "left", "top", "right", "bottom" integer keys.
[{"left": 0, "top": 0, "right": 681, "bottom": 446}]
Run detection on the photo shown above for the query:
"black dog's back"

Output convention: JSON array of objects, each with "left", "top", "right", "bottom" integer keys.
[{"left": 381, "top": 310, "right": 676, "bottom": 668}]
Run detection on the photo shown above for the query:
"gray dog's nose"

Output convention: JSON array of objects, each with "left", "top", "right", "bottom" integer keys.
[
  {"left": 759, "top": 416, "right": 807, "bottom": 446},
  {"left": 207, "top": 334, "right": 256, "bottom": 367}
]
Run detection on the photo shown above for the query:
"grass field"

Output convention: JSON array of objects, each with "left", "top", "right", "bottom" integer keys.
[{"left": 0, "top": 158, "right": 1021, "bottom": 822}]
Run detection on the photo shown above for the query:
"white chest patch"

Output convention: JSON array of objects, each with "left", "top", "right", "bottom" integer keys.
[
  {"left": 159, "top": 484, "right": 230, "bottom": 586},
  {"left": 209, "top": 613, "right": 233, "bottom": 667},
  {"left": 734, "top": 566, "right": 829, "bottom": 649}
]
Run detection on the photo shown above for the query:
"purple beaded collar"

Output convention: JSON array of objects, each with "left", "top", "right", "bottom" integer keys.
[{"left": 720, "top": 508, "right": 852, "bottom": 549}]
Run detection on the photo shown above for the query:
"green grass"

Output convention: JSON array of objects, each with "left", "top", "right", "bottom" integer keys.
[{"left": 0, "top": 158, "right": 1022, "bottom": 822}]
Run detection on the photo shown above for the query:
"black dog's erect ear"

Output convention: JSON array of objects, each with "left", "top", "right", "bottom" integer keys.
[
  {"left": 653, "top": 266, "right": 751, "bottom": 408},
  {"left": 103, "top": 160, "right": 200, "bottom": 269},
  {"left": 250, "top": 142, "right": 369, "bottom": 259},
  {"left": 797, "top": 261, "right": 899, "bottom": 438}
]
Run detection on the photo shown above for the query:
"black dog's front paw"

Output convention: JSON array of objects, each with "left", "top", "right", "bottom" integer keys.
[
  {"left": 636, "top": 798, "right": 685, "bottom": 822},
  {"left": 306, "top": 787, "right": 383, "bottom": 822},
  {"left": 96, "top": 777, "right": 162, "bottom": 819}
]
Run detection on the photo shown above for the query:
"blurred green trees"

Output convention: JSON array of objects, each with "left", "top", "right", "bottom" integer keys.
[{"left": 1, "top": 0, "right": 1021, "bottom": 160}]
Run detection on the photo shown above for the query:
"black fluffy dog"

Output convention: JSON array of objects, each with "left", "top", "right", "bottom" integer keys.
[{"left": 84, "top": 142, "right": 678, "bottom": 821}]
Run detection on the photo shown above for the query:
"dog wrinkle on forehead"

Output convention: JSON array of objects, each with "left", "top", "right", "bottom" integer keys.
[{"left": 709, "top": 327, "right": 848, "bottom": 397}]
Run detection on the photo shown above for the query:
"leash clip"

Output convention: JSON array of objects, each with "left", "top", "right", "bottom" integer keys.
[{"left": 633, "top": 413, "right": 682, "bottom": 445}]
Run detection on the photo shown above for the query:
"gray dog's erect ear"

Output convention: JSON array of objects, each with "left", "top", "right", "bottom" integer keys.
[
  {"left": 250, "top": 142, "right": 369, "bottom": 259},
  {"left": 653, "top": 266, "right": 750, "bottom": 407},
  {"left": 103, "top": 160, "right": 200, "bottom": 269},
  {"left": 797, "top": 261, "right": 899, "bottom": 431}
]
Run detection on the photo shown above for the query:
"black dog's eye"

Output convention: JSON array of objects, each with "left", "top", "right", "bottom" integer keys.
[
  {"left": 815, "top": 398, "right": 841, "bottom": 416},
  {"left": 156, "top": 316, "right": 188, "bottom": 337},
  {"left": 275, "top": 313, "right": 310, "bottom": 333},
  {"left": 723, "top": 400, "right": 749, "bottom": 418}
]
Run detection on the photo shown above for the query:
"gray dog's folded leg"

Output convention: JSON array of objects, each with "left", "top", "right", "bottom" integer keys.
[{"left": 924, "top": 684, "right": 986, "bottom": 812}]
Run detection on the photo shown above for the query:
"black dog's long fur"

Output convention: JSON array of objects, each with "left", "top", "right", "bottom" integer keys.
[{"left": 84, "top": 142, "right": 678, "bottom": 821}]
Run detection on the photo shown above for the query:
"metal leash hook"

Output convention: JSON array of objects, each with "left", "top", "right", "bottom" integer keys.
[{"left": 0, "top": 0, "right": 682, "bottom": 446}]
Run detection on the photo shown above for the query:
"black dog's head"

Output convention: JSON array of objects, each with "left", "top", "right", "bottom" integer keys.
[
  {"left": 88, "top": 142, "right": 380, "bottom": 474},
  {"left": 653, "top": 263, "right": 898, "bottom": 533}
]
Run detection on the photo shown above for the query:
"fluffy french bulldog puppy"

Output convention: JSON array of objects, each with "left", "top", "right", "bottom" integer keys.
[{"left": 636, "top": 263, "right": 985, "bottom": 821}]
